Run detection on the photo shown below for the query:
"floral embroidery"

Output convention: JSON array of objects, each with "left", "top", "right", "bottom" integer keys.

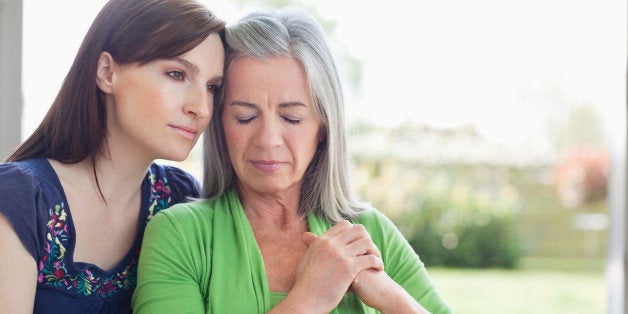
[
  {"left": 37, "top": 202, "right": 137, "bottom": 297},
  {"left": 147, "top": 169, "right": 172, "bottom": 221},
  {"left": 37, "top": 168, "right": 174, "bottom": 297}
]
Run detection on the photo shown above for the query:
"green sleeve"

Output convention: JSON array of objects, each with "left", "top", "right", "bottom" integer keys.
[
  {"left": 359, "top": 209, "right": 453, "bottom": 314},
  {"left": 132, "top": 206, "right": 209, "bottom": 314}
]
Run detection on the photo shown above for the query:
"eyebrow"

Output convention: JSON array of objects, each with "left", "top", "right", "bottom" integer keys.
[
  {"left": 228, "top": 101, "right": 307, "bottom": 108},
  {"left": 279, "top": 102, "right": 306, "bottom": 108},
  {"left": 173, "top": 57, "right": 223, "bottom": 83},
  {"left": 173, "top": 57, "right": 199, "bottom": 74},
  {"left": 229, "top": 101, "right": 256, "bottom": 108}
]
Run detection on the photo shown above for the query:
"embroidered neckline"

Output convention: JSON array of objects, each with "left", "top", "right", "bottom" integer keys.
[{"left": 37, "top": 167, "right": 173, "bottom": 297}]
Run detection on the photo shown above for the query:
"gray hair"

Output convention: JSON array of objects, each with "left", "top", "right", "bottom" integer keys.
[{"left": 202, "top": 8, "right": 369, "bottom": 222}]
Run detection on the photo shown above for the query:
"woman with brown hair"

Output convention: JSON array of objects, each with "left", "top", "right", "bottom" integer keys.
[{"left": 0, "top": 0, "right": 225, "bottom": 313}]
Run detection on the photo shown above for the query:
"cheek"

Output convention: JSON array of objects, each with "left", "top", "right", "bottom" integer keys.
[
  {"left": 118, "top": 90, "right": 165, "bottom": 124},
  {"left": 199, "top": 105, "right": 214, "bottom": 130},
  {"left": 293, "top": 131, "right": 320, "bottom": 162},
  {"left": 224, "top": 125, "right": 244, "bottom": 156}
]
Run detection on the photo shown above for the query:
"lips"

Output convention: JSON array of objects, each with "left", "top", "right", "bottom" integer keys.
[
  {"left": 169, "top": 124, "right": 198, "bottom": 140},
  {"left": 251, "top": 160, "right": 283, "bottom": 171}
]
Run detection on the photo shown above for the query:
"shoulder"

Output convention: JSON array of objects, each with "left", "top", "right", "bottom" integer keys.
[
  {"left": 148, "top": 191, "right": 237, "bottom": 238},
  {"left": 148, "top": 197, "right": 220, "bottom": 237},
  {"left": 355, "top": 207, "right": 413, "bottom": 260},
  {"left": 158, "top": 199, "right": 214, "bottom": 223},
  {"left": 148, "top": 162, "right": 198, "bottom": 186},
  {"left": 0, "top": 159, "right": 52, "bottom": 204},
  {"left": 147, "top": 163, "right": 201, "bottom": 198},
  {"left": 0, "top": 159, "right": 54, "bottom": 260},
  {"left": 355, "top": 207, "right": 397, "bottom": 234},
  {"left": 0, "top": 159, "right": 41, "bottom": 187}
]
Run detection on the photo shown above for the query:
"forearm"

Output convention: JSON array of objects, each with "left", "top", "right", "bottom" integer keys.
[
  {"left": 378, "top": 280, "right": 431, "bottom": 314},
  {"left": 352, "top": 269, "right": 431, "bottom": 314}
]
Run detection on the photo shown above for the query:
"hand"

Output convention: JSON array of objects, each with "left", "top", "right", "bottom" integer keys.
[
  {"left": 352, "top": 269, "right": 430, "bottom": 314},
  {"left": 279, "top": 220, "right": 383, "bottom": 313}
]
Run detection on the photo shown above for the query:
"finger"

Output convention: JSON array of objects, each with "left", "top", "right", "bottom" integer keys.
[
  {"left": 321, "top": 219, "right": 352, "bottom": 238},
  {"left": 352, "top": 268, "right": 378, "bottom": 285},
  {"left": 345, "top": 237, "right": 381, "bottom": 258},
  {"left": 355, "top": 254, "right": 384, "bottom": 272},
  {"left": 335, "top": 223, "right": 371, "bottom": 245},
  {"left": 301, "top": 232, "right": 318, "bottom": 247}
]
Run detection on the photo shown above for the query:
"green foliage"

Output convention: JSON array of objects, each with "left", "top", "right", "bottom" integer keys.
[
  {"left": 395, "top": 188, "right": 523, "bottom": 268},
  {"left": 352, "top": 157, "right": 529, "bottom": 268}
]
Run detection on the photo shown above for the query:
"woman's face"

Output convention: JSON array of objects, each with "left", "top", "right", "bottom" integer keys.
[
  {"left": 222, "top": 56, "right": 322, "bottom": 196},
  {"left": 103, "top": 33, "right": 224, "bottom": 162}
]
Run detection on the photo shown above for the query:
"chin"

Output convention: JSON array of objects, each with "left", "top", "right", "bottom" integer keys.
[{"left": 158, "top": 147, "right": 193, "bottom": 163}]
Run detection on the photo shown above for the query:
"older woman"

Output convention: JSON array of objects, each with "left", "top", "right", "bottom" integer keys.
[{"left": 133, "top": 8, "right": 451, "bottom": 314}]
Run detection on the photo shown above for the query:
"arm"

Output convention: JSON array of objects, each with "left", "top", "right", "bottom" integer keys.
[
  {"left": 353, "top": 211, "right": 452, "bottom": 314},
  {"left": 0, "top": 213, "right": 37, "bottom": 314},
  {"left": 352, "top": 269, "right": 430, "bottom": 313},
  {"left": 132, "top": 212, "right": 206, "bottom": 314}
]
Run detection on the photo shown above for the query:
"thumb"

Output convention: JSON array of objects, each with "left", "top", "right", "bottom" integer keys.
[{"left": 301, "top": 231, "right": 318, "bottom": 247}]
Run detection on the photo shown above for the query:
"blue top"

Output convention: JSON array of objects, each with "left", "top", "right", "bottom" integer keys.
[{"left": 0, "top": 158, "right": 200, "bottom": 314}]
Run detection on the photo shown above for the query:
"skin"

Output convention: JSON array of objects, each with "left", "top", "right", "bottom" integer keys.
[
  {"left": 0, "top": 33, "right": 225, "bottom": 313},
  {"left": 222, "top": 56, "right": 426, "bottom": 313},
  {"left": 222, "top": 56, "right": 323, "bottom": 198},
  {"left": 102, "top": 33, "right": 225, "bottom": 164}
]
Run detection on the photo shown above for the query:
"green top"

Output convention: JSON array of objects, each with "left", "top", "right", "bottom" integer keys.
[{"left": 132, "top": 189, "right": 452, "bottom": 313}]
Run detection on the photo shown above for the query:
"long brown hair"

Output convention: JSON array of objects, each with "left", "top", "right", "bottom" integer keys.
[{"left": 8, "top": 0, "right": 225, "bottom": 166}]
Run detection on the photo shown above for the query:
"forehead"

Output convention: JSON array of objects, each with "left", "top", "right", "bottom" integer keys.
[{"left": 226, "top": 56, "right": 309, "bottom": 91}]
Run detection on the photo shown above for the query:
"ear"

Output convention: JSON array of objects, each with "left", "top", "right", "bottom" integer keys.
[{"left": 96, "top": 51, "right": 116, "bottom": 94}]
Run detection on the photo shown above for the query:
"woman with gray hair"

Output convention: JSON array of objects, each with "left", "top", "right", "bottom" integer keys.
[{"left": 133, "top": 8, "right": 451, "bottom": 314}]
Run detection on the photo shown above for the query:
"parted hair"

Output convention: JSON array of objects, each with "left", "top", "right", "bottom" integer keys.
[
  {"left": 202, "top": 8, "right": 370, "bottom": 223},
  {"left": 8, "top": 0, "right": 225, "bottom": 167}
]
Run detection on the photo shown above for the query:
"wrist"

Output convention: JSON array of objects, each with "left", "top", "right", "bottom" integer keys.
[{"left": 379, "top": 283, "right": 430, "bottom": 314}]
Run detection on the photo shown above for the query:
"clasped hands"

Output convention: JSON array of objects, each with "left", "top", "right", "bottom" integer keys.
[{"left": 287, "top": 220, "right": 400, "bottom": 313}]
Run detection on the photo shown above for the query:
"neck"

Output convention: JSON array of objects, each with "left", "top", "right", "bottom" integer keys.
[
  {"left": 238, "top": 184, "right": 305, "bottom": 230},
  {"left": 92, "top": 133, "right": 156, "bottom": 200},
  {"left": 54, "top": 147, "right": 152, "bottom": 209},
  {"left": 93, "top": 154, "right": 151, "bottom": 199}
]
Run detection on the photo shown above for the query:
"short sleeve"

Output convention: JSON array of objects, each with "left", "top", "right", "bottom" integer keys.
[
  {"left": 162, "top": 165, "right": 201, "bottom": 201},
  {"left": 133, "top": 206, "right": 208, "bottom": 313},
  {"left": 0, "top": 163, "right": 47, "bottom": 261},
  {"left": 358, "top": 209, "right": 453, "bottom": 314}
]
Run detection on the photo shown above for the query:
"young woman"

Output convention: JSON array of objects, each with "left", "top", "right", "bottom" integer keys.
[{"left": 0, "top": 0, "right": 225, "bottom": 313}]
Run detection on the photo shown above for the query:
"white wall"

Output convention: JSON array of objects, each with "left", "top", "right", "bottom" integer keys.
[{"left": 0, "top": 0, "right": 22, "bottom": 160}]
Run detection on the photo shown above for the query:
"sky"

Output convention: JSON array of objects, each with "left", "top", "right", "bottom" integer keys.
[{"left": 22, "top": 0, "right": 627, "bottom": 151}]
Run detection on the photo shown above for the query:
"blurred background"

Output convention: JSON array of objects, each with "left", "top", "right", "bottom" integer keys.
[{"left": 12, "top": 0, "right": 628, "bottom": 313}]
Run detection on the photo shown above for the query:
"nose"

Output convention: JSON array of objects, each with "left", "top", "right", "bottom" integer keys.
[
  {"left": 254, "top": 117, "right": 283, "bottom": 149},
  {"left": 182, "top": 85, "right": 212, "bottom": 120}
]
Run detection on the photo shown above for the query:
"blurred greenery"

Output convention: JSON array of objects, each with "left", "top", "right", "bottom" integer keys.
[
  {"left": 428, "top": 258, "right": 606, "bottom": 314},
  {"left": 396, "top": 181, "right": 522, "bottom": 268},
  {"left": 350, "top": 124, "right": 608, "bottom": 267}
]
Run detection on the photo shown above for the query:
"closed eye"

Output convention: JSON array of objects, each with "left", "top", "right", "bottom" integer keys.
[
  {"left": 282, "top": 116, "right": 301, "bottom": 125},
  {"left": 236, "top": 116, "right": 256, "bottom": 124}
]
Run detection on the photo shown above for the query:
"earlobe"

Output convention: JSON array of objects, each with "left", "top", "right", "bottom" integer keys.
[{"left": 96, "top": 51, "right": 116, "bottom": 94}]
